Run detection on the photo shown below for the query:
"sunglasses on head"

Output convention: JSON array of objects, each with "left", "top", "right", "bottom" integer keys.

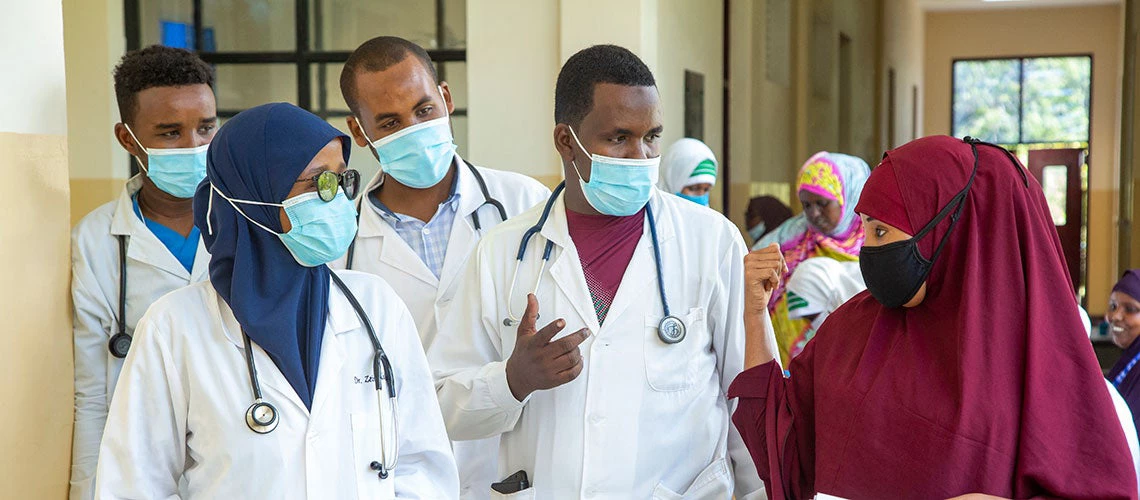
[{"left": 295, "top": 169, "right": 361, "bottom": 201}]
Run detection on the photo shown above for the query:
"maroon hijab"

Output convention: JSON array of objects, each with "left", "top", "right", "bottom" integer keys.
[{"left": 770, "top": 136, "right": 1135, "bottom": 498}]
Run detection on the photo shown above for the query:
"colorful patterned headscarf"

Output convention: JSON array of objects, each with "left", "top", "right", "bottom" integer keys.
[{"left": 755, "top": 151, "right": 871, "bottom": 364}]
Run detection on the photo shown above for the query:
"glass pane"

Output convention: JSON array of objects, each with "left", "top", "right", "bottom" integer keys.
[
  {"left": 311, "top": 63, "right": 352, "bottom": 116},
  {"left": 201, "top": 0, "right": 296, "bottom": 52},
  {"left": 439, "top": 61, "right": 467, "bottom": 109},
  {"left": 139, "top": 2, "right": 194, "bottom": 48},
  {"left": 1021, "top": 57, "right": 1091, "bottom": 143},
  {"left": 215, "top": 64, "right": 297, "bottom": 111},
  {"left": 952, "top": 59, "right": 1020, "bottom": 144},
  {"left": 309, "top": 0, "right": 466, "bottom": 51},
  {"left": 1041, "top": 165, "right": 1068, "bottom": 226}
]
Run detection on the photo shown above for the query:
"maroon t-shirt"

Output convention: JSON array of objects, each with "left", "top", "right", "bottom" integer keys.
[{"left": 565, "top": 207, "right": 645, "bottom": 325}]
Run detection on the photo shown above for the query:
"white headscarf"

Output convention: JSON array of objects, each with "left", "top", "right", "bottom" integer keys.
[
  {"left": 786, "top": 257, "right": 866, "bottom": 330},
  {"left": 658, "top": 138, "right": 717, "bottom": 194}
]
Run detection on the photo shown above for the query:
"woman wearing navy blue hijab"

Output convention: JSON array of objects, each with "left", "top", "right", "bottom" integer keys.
[{"left": 94, "top": 103, "right": 459, "bottom": 499}]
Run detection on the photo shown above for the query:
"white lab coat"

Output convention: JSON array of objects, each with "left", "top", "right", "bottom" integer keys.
[
  {"left": 429, "top": 189, "right": 764, "bottom": 499},
  {"left": 69, "top": 175, "right": 209, "bottom": 500},
  {"left": 94, "top": 271, "right": 459, "bottom": 499},
  {"left": 333, "top": 155, "right": 548, "bottom": 499}
]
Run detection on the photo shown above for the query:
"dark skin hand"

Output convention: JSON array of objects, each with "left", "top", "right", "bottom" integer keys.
[
  {"left": 552, "top": 82, "right": 664, "bottom": 215},
  {"left": 742, "top": 243, "right": 786, "bottom": 370},
  {"left": 345, "top": 56, "right": 457, "bottom": 223},
  {"left": 279, "top": 139, "right": 347, "bottom": 232},
  {"left": 113, "top": 83, "right": 217, "bottom": 237},
  {"left": 505, "top": 294, "right": 591, "bottom": 402},
  {"left": 799, "top": 190, "right": 842, "bottom": 235}
]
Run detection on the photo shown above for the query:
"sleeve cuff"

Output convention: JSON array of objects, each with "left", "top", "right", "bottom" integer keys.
[
  {"left": 488, "top": 360, "right": 531, "bottom": 411},
  {"left": 727, "top": 361, "right": 780, "bottom": 399}
]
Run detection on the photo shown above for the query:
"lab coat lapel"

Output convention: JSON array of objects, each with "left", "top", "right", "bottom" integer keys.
[
  {"left": 438, "top": 157, "right": 480, "bottom": 299},
  {"left": 356, "top": 191, "right": 439, "bottom": 288},
  {"left": 213, "top": 287, "right": 309, "bottom": 417},
  {"left": 541, "top": 195, "right": 601, "bottom": 334},
  {"left": 603, "top": 194, "right": 676, "bottom": 326},
  {"left": 309, "top": 278, "right": 362, "bottom": 418},
  {"left": 110, "top": 177, "right": 191, "bottom": 281}
]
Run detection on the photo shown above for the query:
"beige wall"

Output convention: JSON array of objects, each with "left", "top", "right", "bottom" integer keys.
[
  {"left": 924, "top": 5, "right": 1122, "bottom": 314},
  {"left": 468, "top": 0, "right": 727, "bottom": 197},
  {"left": 725, "top": 0, "right": 911, "bottom": 232},
  {"left": 63, "top": 0, "right": 127, "bottom": 225},
  {"left": 881, "top": 0, "right": 925, "bottom": 152},
  {"left": 0, "top": 1, "right": 74, "bottom": 498}
]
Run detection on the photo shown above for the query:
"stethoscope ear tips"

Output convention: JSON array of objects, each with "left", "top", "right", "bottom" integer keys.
[{"left": 246, "top": 400, "right": 279, "bottom": 434}]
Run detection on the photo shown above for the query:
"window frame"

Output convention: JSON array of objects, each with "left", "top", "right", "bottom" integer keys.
[{"left": 124, "top": 0, "right": 468, "bottom": 120}]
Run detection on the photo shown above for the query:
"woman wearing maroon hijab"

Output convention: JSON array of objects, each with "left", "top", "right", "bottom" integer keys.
[{"left": 731, "top": 136, "right": 1136, "bottom": 499}]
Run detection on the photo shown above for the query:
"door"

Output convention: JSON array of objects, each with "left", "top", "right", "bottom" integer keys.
[{"left": 1027, "top": 148, "right": 1085, "bottom": 296}]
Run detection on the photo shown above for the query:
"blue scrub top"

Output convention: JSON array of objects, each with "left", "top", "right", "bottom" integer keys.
[{"left": 132, "top": 195, "right": 199, "bottom": 273}]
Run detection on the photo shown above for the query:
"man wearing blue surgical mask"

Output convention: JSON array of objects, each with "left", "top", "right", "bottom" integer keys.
[
  {"left": 429, "top": 45, "right": 764, "bottom": 499},
  {"left": 335, "top": 36, "right": 549, "bottom": 500},
  {"left": 69, "top": 45, "right": 216, "bottom": 500}
]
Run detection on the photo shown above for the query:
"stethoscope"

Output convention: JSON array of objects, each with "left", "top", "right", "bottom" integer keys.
[
  {"left": 344, "top": 159, "right": 507, "bottom": 269},
  {"left": 242, "top": 272, "right": 400, "bottom": 480},
  {"left": 502, "top": 182, "right": 686, "bottom": 344},
  {"left": 108, "top": 235, "right": 132, "bottom": 358}
]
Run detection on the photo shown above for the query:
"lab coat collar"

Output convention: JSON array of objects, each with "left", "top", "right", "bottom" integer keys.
[
  {"left": 356, "top": 154, "right": 464, "bottom": 238},
  {"left": 216, "top": 273, "right": 362, "bottom": 350},
  {"left": 109, "top": 175, "right": 202, "bottom": 281}
]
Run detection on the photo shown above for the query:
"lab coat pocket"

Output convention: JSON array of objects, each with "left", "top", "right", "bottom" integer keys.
[
  {"left": 644, "top": 307, "right": 705, "bottom": 392},
  {"left": 651, "top": 458, "right": 731, "bottom": 500},
  {"left": 350, "top": 413, "right": 396, "bottom": 500},
  {"left": 489, "top": 487, "right": 537, "bottom": 499}
]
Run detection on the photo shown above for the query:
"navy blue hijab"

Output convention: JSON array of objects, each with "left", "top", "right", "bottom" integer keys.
[{"left": 193, "top": 103, "right": 350, "bottom": 409}]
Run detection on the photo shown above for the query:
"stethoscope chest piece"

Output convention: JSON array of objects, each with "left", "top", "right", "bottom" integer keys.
[
  {"left": 657, "top": 315, "right": 686, "bottom": 344},
  {"left": 246, "top": 399, "right": 279, "bottom": 434},
  {"left": 108, "top": 332, "right": 132, "bottom": 358}
]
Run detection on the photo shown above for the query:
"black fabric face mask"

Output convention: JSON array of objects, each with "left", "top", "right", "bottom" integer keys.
[{"left": 859, "top": 138, "right": 995, "bottom": 308}]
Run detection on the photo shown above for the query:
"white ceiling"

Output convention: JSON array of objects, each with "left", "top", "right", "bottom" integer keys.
[{"left": 921, "top": 0, "right": 1119, "bottom": 11}]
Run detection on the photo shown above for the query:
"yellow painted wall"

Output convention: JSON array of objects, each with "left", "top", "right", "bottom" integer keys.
[
  {"left": 725, "top": 0, "right": 919, "bottom": 234},
  {"left": 924, "top": 5, "right": 1122, "bottom": 315},
  {"left": 63, "top": 0, "right": 128, "bottom": 225},
  {"left": 0, "top": 2, "right": 74, "bottom": 497},
  {"left": 468, "top": 0, "right": 727, "bottom": 207}
]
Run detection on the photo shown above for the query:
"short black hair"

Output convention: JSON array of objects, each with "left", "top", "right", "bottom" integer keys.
[
  {"left": 113, "top": 45, "right": 215, "bottom": 124},
  {"left": 554, "top": 44, "right": 656, "bottom": 126},
  {"left": 340, "top": 36, "right": 438, "bottom": 115}
]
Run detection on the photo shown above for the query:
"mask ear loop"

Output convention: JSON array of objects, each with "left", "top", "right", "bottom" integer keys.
[
  {"left": 123, "top": 123, "right": 151, "bottom": 173},
  {"left": 206, "top": 183, "right": 283, "bottom": 236},
  {"left": 566, "top": 126, "right": 592, "bottom": 183},
  {"left": 920, "top": 140, "right": 981, "bottom": 264}
]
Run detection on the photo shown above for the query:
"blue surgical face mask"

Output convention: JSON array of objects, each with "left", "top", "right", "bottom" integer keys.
[
  {"left": 747, "top": 223, "right": 766, "bottom": 242},
  {"left": 359, "top": 86, "right": 457, "bottom": 189},
  {"left": 124, "top": 123, "right": 209, "bottom": 198},
  {"left": 209, "top": 186, "right": 359, "bottom": 267},
  {"left": 568, "top": 126, "right": 660, "bottom": 216},
  {"left": 677, "top": 191, "right": 710, "bottom": 206}
]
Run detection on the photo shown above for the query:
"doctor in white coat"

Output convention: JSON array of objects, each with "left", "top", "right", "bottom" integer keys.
[
  {"left": 429, "top": 45, "right": 763, "bottom": 499},
  {"left": 70, "top": 45, "right": 216, "bottom": 500},
  {"left": 334, "top": 37, "right": 548, "bottom": 498},
  {"left": 95, "top": 103, "right": 458, "bottom": 499}
]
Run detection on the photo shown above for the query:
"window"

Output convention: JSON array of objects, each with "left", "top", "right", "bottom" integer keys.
[
  {"left": 127, "top": 0, "right": 468, "bottom": 180},
  {"left": 951, "top": 56, "right": 1090, "bottom": 144}
]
